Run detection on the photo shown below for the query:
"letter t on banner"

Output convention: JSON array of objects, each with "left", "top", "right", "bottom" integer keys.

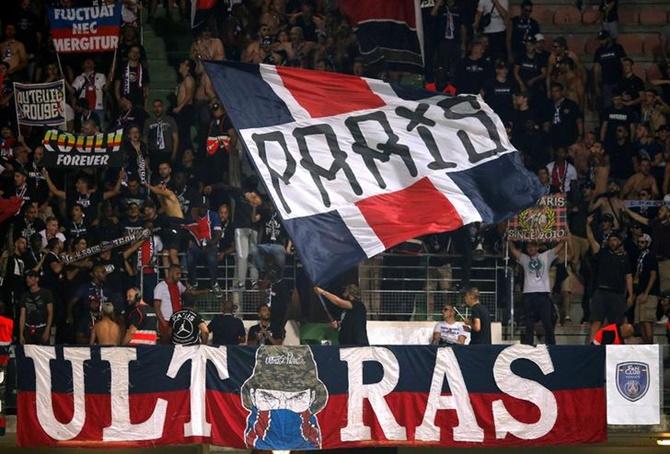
[{"left": 606, "top": 345, "right": 660, "bottom": 425}]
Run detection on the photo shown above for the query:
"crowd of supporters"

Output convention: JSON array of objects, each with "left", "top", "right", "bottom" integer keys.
[{"left": 0, "top": 0, "right": 669, "bottom": 347}]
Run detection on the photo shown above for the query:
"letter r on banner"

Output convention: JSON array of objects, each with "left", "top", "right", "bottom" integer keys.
[{"left": 339, "top": 347, "right": 407, "bottom": 441}]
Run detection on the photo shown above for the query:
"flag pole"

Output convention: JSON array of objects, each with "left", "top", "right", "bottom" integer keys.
[
  {"left": 317, "top": 294, "right": 335, "bottom": 323},
  {"left": 12, "top": 82, "right": 22, "bottom": 141},
  {"left": 504, "top": 221, "right": 510, "bottom": 277}
]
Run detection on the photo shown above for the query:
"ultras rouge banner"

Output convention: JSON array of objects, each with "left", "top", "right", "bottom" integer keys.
[{"left": 16, "top": 344, "right": 606, "bottom": 449}]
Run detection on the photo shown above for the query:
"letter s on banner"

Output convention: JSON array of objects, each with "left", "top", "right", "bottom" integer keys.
[
  {"left": 339, "top": 347, "right": 407, "bottom": 441},
  {"left": 102, "top": 348, "right": 168, "bottom": 441},
  {"left": 416, "top": 347, "right": 484, "bottom": 442},
  {"left": 24, "top": 346, "right": 89, "bottom": 441},
  {"left": 492, "top": 345, "right": 557, "bottom": 440}
]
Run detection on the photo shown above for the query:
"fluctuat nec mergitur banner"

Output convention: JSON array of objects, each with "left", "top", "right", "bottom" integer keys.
[
  {"left": 48, "top": 4, "right": 121, "bottom": 53},
  {"left": 16, "top": 345, "right": 607, "bottom": 449}
]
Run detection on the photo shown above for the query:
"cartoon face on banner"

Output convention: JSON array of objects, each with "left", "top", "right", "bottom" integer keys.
[{"left": 240, "top": 345, "right": 328, "bottom": 450}]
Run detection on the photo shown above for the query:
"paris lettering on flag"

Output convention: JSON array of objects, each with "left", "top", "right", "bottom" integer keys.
[{"left": 204, "top": 62, "right": 545, "bottom": 284}]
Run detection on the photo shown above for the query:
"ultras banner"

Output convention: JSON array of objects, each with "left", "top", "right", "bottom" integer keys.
[
  {"left": 16, "top": 344, "right": 606, "bottom": 449},
  {"left": 13, "top": 81, "right": 66, "bottom": 126}
]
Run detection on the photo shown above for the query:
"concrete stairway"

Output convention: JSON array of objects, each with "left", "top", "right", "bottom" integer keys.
[{"left": 141, "top": 7, "right": 192, "bottom": 107}]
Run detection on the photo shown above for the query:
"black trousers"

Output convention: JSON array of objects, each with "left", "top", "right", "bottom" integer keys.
[{"left": 523, "top": 292, "right": 555, "bottom": 345}]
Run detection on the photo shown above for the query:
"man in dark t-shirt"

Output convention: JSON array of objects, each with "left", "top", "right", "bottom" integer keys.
[
  {"left": 247, "top": 303, "right": 283, "bottom": 346},
  {"left": 169, "top": 295, "right": 208, "bottom": 345},
  {"left": 208, "top": 300, "right": 245, "bottom": 345},
  {"left": 19, "top": 270, "right": 53, "bottom": 345},
  {"left": 593, "top": 30, "right": 626, "bottom": 110},
  {"left": 315, "top": 285, "right": 369, "bottom": 346},
  {"left": 464, "top": 287, "right": 491, "bottom": 344},
  {"left": 586, "top": 217, "right": 633, "bottom": 342},
  {"left": 123, "top": 287, "right": 158, "bottom": 345}
]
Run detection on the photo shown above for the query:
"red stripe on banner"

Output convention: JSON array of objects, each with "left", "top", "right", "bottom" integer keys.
[
  {"left": 356, "top": 177, "right": 464, "bottom": 249},
  {"left": 319, "top": 389, "right": 606, "bottom": 448},
  {"left": 16, "top": 387, "right": 605, "bottom": 448},
  {"left": 338, "top": 0, "right": 417, "bottom": 29},
  {"left": 276, "top": 65, "right": 384, "bottom": 118},
  {"left": 50, "top": 25, "right": 120, "bottom": 39}
]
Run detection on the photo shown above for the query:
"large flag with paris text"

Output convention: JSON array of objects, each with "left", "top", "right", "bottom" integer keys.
[{"left": 204, "top": 62, "right": 545, "bottom": 284}]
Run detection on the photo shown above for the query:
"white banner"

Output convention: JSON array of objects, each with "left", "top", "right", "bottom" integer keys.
[{"left": 606, "top": 345, "right": 660, "bottom": 425}]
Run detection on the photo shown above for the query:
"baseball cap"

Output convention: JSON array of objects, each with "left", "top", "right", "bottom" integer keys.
[
  {"left": 24, "top": 269, "right": 40, "bottom": 278},
  {"left": 535, "top": 33, "right": 545, "bottom": 42},
  {"left": 525, "top": 35, "right": 537, "bottom": 43},
  {"left": 597, "top": 30, "right": 610, "bottom": 40},
  {"left": 639, "top": 233, "right": 652, "bottom": 245}
]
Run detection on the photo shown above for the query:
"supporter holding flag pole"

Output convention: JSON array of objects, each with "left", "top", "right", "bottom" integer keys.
[{"left": 204, "top": 61, "right": 545, "bottom": 285}]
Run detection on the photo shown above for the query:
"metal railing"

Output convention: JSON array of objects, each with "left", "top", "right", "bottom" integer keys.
[{"left": 168, "top": 252, "right": 510, "bottom": 321}]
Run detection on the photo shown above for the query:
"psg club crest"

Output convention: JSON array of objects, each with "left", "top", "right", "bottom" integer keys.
[{"left": 616, "top": 361, "right": 650, "bottom": 402}]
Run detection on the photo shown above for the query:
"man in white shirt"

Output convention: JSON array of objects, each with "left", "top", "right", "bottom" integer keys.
[
  {"left": 546, "top": 147, "right": 578, "bottom": 193},
  {"left": 431, "top": 304, "right": 467, "bottom": 345},
  {"left": 509, "top": 238, "right": 566, "bottom": 345},
  {"left": 71, "top": 58, "right": 107, "bottom": 128},
  {"left": 475, "top": 0, "right": 509, "bottom": 62},
  {"left": 153, "top": 264, "right": 186, "bottom": 344}
]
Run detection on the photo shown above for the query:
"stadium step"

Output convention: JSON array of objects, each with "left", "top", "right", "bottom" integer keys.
[{"left": 141, "top": 6, "right": 191, "bottom": 106}]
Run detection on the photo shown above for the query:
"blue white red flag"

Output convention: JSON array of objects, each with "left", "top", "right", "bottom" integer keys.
[
  {"left": 204, "top": 62, "right": 545, "bottom": 284},
  {"left": 48, "top": 4, "right": 121, "bottom": 53}
]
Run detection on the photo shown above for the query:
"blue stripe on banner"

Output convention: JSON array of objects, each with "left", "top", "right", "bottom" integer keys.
[
  {"left": 283, "top": 211, "right": 367, "bottom": 285},
  {"left": 203, "top": 61, "right": 295, "bottom": 130},
  {"left": 389, "top": 83, "right": 439, "bottom": 101},
  {"left": 449, "top": 152, "right": 547, "bottom": 224}
]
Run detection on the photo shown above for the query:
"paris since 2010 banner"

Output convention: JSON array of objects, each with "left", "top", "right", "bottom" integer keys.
[{"left": 16, "top": 344, "right": 606, "bottom": 449}]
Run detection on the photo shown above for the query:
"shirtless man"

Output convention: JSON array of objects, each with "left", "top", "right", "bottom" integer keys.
[
  {"left": 0, "top": 23, "right": 27, "bottom": 76},
  {"left": 146, "top": 181, "right": 184, "bottom": 265},
  {"left": 242, "top": 23, "right": 283, "bottom": 64},
  {"left": 559, "top": 58, "right": 586, "bottom": 112},
  {"left": 190, "top": 29, "right": 225, "bottom": 63},
  {"left": 90, "top": 303, "right": 122, "bottom": 346},
  {"left": 590, "top": 180, "right": 626, "bottom": 231},
  {"left": 622, "top": 158, "right": 659, "bottom": 199},
  {"left": 173, "top": 59, "right": 196, "bottom": 150}
]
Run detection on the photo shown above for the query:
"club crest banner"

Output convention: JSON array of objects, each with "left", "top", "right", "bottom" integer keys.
[
  {"left": 14, "top": 81, "right": 66, "bottom": 127},
  {"left": 606, "top": 345, "right": 660, "bottom": 425},
  {"left": 16, "top": 344, "right": 607, "bottom": 449},
  {"left": 41, "top": 129, "right": 123, "bottom": 167},
  {"left": 507, "top": 193, "right": 568, "bottom": 241},
  {"left": 48, "top": 4, "right": 121, "bottom": 53}
]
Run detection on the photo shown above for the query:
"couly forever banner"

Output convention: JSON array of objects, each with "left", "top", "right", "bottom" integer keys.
[{"left": 16, "top": 345, "right": 606, "bottom": 449}]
